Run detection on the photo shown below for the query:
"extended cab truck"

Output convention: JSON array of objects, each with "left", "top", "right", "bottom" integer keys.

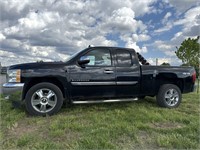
[{"left": 3, "top": 47, "right": 196, "bottom": 116}]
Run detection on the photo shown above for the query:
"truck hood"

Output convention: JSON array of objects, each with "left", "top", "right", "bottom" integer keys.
[{"left": 9, "top": 61, "right": 68, "bottom": 70}]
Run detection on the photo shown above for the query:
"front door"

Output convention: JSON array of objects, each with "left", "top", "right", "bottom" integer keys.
[{"left": 69, "top": 48, "right": 116, "bottom": 100}]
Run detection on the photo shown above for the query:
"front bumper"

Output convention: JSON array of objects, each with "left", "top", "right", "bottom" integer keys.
[{"left": 2, "top": 83, "right": 24, "bottom": 106}]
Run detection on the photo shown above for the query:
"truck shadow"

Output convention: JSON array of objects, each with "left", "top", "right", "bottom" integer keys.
[
  {"left": 63, "top": 96, "right": 157, "bottom": 113},
  {"left": 2, "top": 96, "right": 158, "bottom": 116}
]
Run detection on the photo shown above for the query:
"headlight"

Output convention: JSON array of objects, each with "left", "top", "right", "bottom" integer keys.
[{"left": 7, "top": 69, "right": 21, "bottom": 83}]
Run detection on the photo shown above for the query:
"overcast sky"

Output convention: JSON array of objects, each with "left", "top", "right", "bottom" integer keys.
[{"left": 0, "top": 0, "right": 199, "bottom": 66}]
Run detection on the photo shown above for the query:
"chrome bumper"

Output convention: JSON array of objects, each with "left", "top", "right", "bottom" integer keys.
[{"left": 2, "top": 83, "right": 24, "bottom": 103}]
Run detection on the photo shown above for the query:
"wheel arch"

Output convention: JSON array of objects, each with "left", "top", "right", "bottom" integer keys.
[
  {"left": 156, "top": 73, "right": 184, "bottom": 93},
  {"left": 22, "top": 77, "right": 68, "bottom": 101}
]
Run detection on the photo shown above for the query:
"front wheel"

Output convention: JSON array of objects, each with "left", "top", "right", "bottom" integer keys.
[
  {"left": 25, "top": 82, "right": 63, "bottom": 116},
  {"left": 156, "top": 84, "right": 182, "bottom": 108}
]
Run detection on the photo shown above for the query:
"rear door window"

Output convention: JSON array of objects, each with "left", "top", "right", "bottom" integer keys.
[{"left": 116, "top": 49, "right": 132, "bottom": 67}]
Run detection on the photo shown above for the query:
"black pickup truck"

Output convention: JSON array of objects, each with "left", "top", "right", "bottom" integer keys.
[{"left": 3, "top": 46, "right": 196, "bottom": 116}]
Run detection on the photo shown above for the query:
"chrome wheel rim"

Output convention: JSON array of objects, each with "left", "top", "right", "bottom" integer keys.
[
  {"left": 31, "top": 88, "right": 57, "bottom": 113},
  {"left": 164, "top": 89, "right": 179, "bottom": 106}
]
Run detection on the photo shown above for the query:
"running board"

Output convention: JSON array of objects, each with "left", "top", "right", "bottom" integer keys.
[{"left": 72, "top": 98, "right": 138, "bottom": 104}]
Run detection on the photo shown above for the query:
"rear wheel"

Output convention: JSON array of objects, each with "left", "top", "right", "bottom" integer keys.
[
  {"left": 156, "top": 84, "right": 182, "bottom": 108},
  {"left": 25, "top": 82, "right": 63, "bottom": 116}
]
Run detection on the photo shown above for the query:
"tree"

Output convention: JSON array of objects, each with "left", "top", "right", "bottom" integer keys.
[
  {"left": 37, "top": 60, "right": 44, "bottom": 63},
  {"left": 175, "top": 36, "right": 200, "bottom": 77},
  {"left": 180, "top": 64, "right": 189, "bottom": 67},
  {"left": 161, "top": 62, "right": 170, "bottom": 66}
]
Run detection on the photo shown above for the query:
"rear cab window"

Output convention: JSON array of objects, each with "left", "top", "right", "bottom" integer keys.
[{"left": 116, "top": 49, "right": 132, "bottom": 67}]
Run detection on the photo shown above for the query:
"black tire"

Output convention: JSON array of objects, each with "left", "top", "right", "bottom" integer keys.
[
  {"left": 25, "top": 82, "right": 63, "bottom": 116},
  {"left": 156, "top": 84, "right": 182, "bottom": 108}
]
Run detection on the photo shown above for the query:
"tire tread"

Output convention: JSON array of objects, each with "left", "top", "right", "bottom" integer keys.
[{"left": 156, "top": 84, "right": 182, "bottom": 108}]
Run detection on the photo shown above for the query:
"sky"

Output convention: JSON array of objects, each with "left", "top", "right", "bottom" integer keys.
[{"left": 0, "top": 0, "right": 200, "bottom": 66}]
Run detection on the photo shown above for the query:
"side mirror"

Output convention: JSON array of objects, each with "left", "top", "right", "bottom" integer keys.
[{"left": 78, "top": 59, "right": 90, "bottom": 67}]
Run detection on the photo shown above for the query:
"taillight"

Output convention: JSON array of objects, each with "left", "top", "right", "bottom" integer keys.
[{"left": 192, "top": 71, "right": 196, "bottom": 83}]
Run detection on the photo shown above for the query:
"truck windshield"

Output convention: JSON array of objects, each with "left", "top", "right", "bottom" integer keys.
[{"left": 65, "top": 49, "right": 84, "bottom": 62}]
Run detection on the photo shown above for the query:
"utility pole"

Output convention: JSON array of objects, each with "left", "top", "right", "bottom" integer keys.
[{"left": 156, "top": 58, "right": 158, "bottom": 66}]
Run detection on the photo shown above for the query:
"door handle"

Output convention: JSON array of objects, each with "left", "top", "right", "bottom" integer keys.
[{"left": 104, "top": 70, "right": 114, "bottom": 74}]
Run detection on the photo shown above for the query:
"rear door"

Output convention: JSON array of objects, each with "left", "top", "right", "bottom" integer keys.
[{"left": 115, "top": 48, "right": 140, "bottom": 97}]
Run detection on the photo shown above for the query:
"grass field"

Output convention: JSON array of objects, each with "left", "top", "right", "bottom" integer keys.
[{"left": 0, "top": 91, "right": 199, "bottom": 149}]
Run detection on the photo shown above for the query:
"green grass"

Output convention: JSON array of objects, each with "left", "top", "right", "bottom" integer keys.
[{"left": 1, "top": 92, "right": 199, "bottom": 149}]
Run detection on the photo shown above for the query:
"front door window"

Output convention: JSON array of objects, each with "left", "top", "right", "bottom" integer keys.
[{"left": 80, "top": 49, "right": 111, "bottom": 66}]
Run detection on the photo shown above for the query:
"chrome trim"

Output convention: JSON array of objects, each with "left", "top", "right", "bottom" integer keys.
[
  {"left": 116, "top": 81, "right": 138, "bottom": 85},
  {"left": 183, "top": 72, "right": 190, "bottom": 75},
  {"left": 72, "top": 98, "right": 138, "bottom": 104},
  {"left": 103, "top": 70, "right": 114, "bottom": 74},
  {"left": 164, "top": 89, "right": 179, "bottom": 106},
  {"left": 2, "top": 83, "right": 24, "bottom": 102},
  {"left": 3, "top": 83, "right": 24, "bottom": 88},
  {"left": 71, "top": 81, "right": 138, "bottom": 86},
  {"left": 153, "top": 70, "right": 158, "bottom": 77},
  {"left": 71, "top": 82, "right": 116, "bottom": 86},
  {"left": 31, "top": 88, "right": 57, "bottom": 113}
]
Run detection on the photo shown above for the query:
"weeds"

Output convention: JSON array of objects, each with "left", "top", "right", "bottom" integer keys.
[{"left": 0, "top": 92, "right": 199, "bottom": 149}]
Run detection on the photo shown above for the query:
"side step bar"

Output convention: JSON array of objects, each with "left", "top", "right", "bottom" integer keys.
[{"left": 72, "top": 98, "right": 138, "bottom": 104}]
